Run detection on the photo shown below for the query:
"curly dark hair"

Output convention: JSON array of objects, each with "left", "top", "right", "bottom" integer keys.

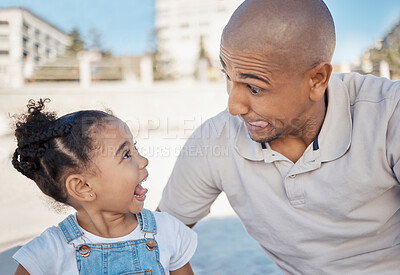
[{"left": 12, "top": 98, "right": 114, "bottom": 204}]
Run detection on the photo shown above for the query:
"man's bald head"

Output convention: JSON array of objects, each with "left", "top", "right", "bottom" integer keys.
[{"left": 222, "top": 0, "right": 336, "bottom": 73}]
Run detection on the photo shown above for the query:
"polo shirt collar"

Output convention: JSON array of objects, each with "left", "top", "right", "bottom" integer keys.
[
  {"left": 234, "top": 73, "right": 352, "bottom": 163},
  {"left": 235, "top": 121, "right": 265, "bottom": 161},
  {"left": 318, "top": 73, "right": 352, "bottom": 162}
]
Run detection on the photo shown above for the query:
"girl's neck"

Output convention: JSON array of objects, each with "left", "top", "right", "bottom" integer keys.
[{"left": 75, "top": 210, "right": 138, "bottom": 238}]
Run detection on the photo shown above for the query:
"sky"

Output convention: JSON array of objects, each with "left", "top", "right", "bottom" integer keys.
[{"left": 0, "top": 0, "right": 399, "bottom": 63}]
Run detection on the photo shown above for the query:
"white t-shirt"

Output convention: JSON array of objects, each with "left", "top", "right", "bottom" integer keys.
[{"left": 13, "top": 211, "right": 197, "bottom": 275}]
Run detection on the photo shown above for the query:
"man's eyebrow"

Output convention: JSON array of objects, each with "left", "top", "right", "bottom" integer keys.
[
  {"left": 239, "top": 73, "right": 270, "bottom": 85},
  {"left": 115, "top": 141, "right": 130, "bottom": 157},
  {"left": 219, "top": 56, "right": 227, "bottom": 69}
]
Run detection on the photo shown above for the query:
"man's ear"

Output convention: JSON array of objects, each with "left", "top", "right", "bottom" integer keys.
[
  {"left": 65, "top": 174, "right": 96, "bottom": 202},
  {"left": 309, "top": 62, "right": 332, "bottom": 101}
]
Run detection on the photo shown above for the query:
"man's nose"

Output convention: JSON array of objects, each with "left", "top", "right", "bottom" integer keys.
[{"left": 227, "top": 83, "right": 249, "bottom": 116}]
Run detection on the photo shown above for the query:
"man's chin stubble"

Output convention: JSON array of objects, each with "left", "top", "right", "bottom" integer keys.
[{"left": 250, "top": 134, "right": 281, "bottom": 144}]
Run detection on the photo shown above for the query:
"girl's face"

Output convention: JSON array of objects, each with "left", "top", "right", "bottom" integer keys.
[{"left": 85, "top": 118, "right": 149, "bottom": 215}]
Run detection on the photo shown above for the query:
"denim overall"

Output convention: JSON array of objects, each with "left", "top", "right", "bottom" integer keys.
[{"left": 58, "top": 209, "right": 165, "bottom": 275}]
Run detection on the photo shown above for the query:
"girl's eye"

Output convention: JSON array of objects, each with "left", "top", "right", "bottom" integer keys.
[
  {"left": 133, "top": 141, "right": 138, "bottom": 151},
  {"left": 123, "top": 150, "right": 132, "bottom": 159},
  {"left": 247, "top": 84, "right": 262, "bottom": 95}
]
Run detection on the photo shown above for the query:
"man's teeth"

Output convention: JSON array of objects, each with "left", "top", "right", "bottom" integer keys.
[
  {"left": 248, "top": 121, "right": 269, "bottom": 128},
  {"left": 134, "top": 194, "right": 146, "bottom": 198}
]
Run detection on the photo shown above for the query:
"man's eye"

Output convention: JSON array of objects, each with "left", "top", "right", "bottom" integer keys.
[
  {"left": 247, "top": 84, "right": 262, "bottom": 95},
  {"left": 221, "top": 69, "right": 231, "bottom": 81},
  {"left": 123, "top": 150, "right": 131, "bottom": 159}
]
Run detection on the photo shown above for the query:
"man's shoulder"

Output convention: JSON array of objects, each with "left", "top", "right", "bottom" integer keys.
[
  {"left": 190, "top": 109, "right": 241, "bottom": 142},
  {"left": 333, "top": 72, "right": 400, "bottom": 104}
]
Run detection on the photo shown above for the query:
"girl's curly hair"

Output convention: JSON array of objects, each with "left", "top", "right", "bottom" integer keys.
[{"left": 12, "top": 98, "right": 114, "bottom": 204}]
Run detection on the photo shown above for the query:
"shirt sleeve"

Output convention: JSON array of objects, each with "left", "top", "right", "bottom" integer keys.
[
  {"left": 387, "top": 95, "right": 400, "bottom": 183},
  {"left": 12, "top": 227, "right": 61, "bottom": 275},
  {"left": 158, "top": 121, "right": 222, "bottom": 225},
  {"left": 158, "top": 212, "right": 197, "bottom": 271}
]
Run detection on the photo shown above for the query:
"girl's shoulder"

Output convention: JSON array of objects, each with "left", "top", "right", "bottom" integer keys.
[
  {"left": 152, "top": 211, "right": 187, "bottom": 229},
  {"left": 18, "top": 225, "right": 67, "bottom": 253},
  {"left": 151, "top": 210, "right": 197, "bottom": 242},
  {"left": 13, "top": 226, "right": 75, "bottom": 274}
]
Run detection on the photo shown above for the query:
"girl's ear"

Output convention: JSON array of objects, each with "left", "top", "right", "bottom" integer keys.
[{"left": 65, "top": 174, "right": 96, "bottom": 202}]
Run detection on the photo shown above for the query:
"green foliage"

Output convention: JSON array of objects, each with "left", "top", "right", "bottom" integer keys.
[
  {"left": 149, "top": 28, "right": 173, "bottom": 80},
  {"left": 65, "top": 28, "right": 112, "bottom": 58},
  {"left": 66, "top": 28, "right": 85, "bottom": 56},
  {"left": 371, "top": 21, "right": 400, "bottom": 77}
]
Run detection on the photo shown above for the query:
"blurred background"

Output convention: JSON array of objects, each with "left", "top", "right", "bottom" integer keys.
[{"left": 0, "top": 0, "right": 399, "bottom": 274}]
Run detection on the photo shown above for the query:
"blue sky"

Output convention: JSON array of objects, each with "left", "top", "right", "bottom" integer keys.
[{"left": 0, "top": 0, "right": 399, "bottom": 63}]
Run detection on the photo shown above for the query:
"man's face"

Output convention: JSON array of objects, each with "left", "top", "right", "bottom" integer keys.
[{"left": 220, "top": 40, "right": 316, "bottom": 143}]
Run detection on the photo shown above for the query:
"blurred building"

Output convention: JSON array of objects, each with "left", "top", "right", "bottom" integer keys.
[
  {"left": 155, "top": 0, "right": 243, "bottom": 80},
  {"left": 0, "top": 8, "right": 71, "bottom": 88}
]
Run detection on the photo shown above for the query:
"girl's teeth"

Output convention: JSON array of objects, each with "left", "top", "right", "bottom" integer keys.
[{"left": 134, "top": 183, "right": 148, "bottom": 198}]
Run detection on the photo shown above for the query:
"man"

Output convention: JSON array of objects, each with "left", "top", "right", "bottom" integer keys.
[{"left": 158, "top": 0, "right": 400, "bottom": 273}]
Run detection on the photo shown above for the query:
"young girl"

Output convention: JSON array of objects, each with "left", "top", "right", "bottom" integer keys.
[{"left": 11, "top": 99, "right": 197, "bottom": 275}]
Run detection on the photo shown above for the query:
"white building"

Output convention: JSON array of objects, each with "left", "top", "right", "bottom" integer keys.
[
  {"left": 0, "top": 8, "right": 71, "bottom": 88},
  {"left": 155, "top": 0, "right": 243, "bottom": 80}
]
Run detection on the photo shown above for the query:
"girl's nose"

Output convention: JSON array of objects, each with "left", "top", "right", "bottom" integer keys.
[{"left": 137, "top": 154, "right": 149, "bottom": 169}]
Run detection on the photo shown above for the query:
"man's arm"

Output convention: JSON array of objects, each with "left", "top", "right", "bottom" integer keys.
[
  {"left": 387, "top": 98, "right": 400, "bottom": 183},
  {"left": 14, "top": 265, "right": 30, "bottom": 275}
]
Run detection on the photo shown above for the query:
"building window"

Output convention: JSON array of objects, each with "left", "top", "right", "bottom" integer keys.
[
  {"left": 35, "top": 29, "right": 40, "bottom": 40},
  {"left": 45, "top": 48, "right": 50, "bottom": 58},
  {"left": 23, "top": 22, "right": 29, "bottom": 33},
  {"left": 45, "top": 34, "right": 50, "bottom": 45},
  {"left": 0, "top": 34, "right": 8, "bottom": 42},
  {"left": 55, "top": 40, "right": 61, "bottom": 53},
  {"left": 34, "top": 43, "right": 40, "bottom": 54},
  {"left": 0, "top": 50, "right": 9, "bottom": 55},
  {"left": 34, "top": 56, "right": 40, "bottom": 63},
  {"left": 180, "top": 23, "right": 189, "bottom": 29},
  {"left": 0, "top": 21, "right": 9, "bottom": 25},
  {"left": 23, "top": 50, "right": 29, "bottom": 57},
  {"left": 23, "top": 36, "right": 29, "bottom": 48}
]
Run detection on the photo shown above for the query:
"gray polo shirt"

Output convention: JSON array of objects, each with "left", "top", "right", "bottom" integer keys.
[{"left": 159, "top": 73, "right": 400, "bottom": 274}]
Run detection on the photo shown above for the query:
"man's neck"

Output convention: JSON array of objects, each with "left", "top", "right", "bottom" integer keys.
[{"left": 269, "top": 94, "right": 327, "bottom": 163}]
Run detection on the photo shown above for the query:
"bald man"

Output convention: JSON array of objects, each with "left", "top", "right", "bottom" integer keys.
[{"left": 158, "top": 0, "right": 400, "bottom": 273}]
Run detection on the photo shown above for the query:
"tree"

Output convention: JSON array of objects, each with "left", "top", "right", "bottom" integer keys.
[
  {"left": 86, "top": 28, "right": 112, "bottom": 57},
  {"left": 371, "top": 21, "right": 400, "bottom": 78},
  {"left": 149, "top": 28, "right": 173, "bottom": 80},
  {"left": 66, "top": 28, "right": 85, "bottom": 56}
]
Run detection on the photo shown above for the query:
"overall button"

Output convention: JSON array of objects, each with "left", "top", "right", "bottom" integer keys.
[
  {"left": 79, "top": 245, "right": 90, "bottom": 257},
  {"left": 289, "top": 174, "right": 296, "bottom": 178},
  {"left": 146, "top": 239, "right": 155, "bottom": 251}
]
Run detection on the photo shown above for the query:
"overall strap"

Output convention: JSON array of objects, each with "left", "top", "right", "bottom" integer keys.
[
  {"left": 58, "top": 214, "right": 84, "bottom": 243},
  {"left": 136, "top": 209, "right": 157, "bottom": 234}
]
